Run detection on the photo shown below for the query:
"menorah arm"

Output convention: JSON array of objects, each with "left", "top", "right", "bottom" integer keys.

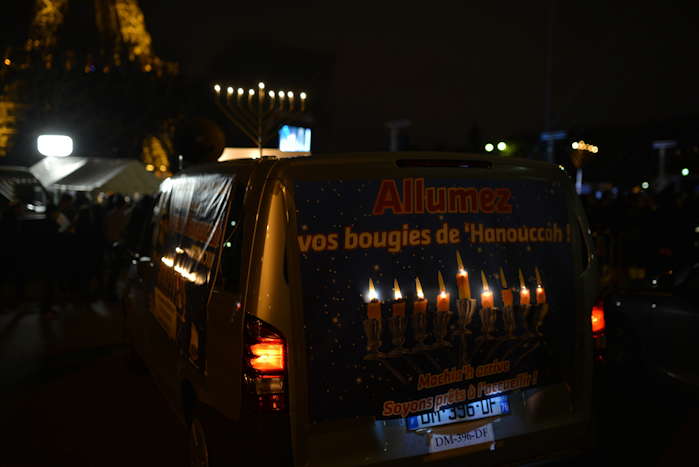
[{"left": 215, "top": 102, "right": 259, "bottom": 146}]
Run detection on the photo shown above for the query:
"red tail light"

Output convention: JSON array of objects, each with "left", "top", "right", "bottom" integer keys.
[
  {"left": 244, "top": 315, "right": 287, "bottom": 412},
  {"left": 250, "top": 338, "right": 285, "bottom": 373},
  {"left": 591, "top": 301, "right": 606, "bottom": 335}
]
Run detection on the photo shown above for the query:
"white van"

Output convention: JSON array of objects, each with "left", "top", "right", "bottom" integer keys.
[{"left": 124, "top": 152, "right": 599, "bottom": 466}]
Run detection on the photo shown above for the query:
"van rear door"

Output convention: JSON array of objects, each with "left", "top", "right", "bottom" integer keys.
[{"left": 281, "top": 155, "right": 591, "bottom": 466}]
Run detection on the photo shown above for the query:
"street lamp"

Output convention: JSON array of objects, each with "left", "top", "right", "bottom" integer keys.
[
  {"left": 37, "top": 134, "right": 73, "bottom": 157},
  {"left": 570, "top": 140, "right": 599, "bottom": 194},
  {"left": 213, "top": 82, "right": 309, "bottom": 158}
]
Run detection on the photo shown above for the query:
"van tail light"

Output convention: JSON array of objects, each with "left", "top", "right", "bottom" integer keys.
[
  {"left": 591, "top": 301, "right": 606, "bottom": 335},
  {"left": 244, "top": 315, "right": 288, "bottom": 412},
  {"left": 591, "top": 300, "right": 606, "bottom": 360}
]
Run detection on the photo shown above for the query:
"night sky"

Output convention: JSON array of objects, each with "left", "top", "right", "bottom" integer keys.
[{"left": 3, "top": 1, "right": 699, "bottom": 150}]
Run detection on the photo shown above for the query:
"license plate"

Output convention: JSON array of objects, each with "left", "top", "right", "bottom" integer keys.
[
  {"left": 406, "top": 396, "right": 509, "bottom": 430},
  {"left": 429, "top": 423, "right": 494, "bottom": 453}
]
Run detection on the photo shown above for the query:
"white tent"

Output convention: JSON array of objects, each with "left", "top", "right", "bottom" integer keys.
[{"left": 30, "top": 156, "right": 161, "bottom": 195}]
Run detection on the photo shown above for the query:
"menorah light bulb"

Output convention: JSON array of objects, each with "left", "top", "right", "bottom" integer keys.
[
  {"left": 226, "top": 86, "right": 233, "bottom": 95},
  {"left": 258, "top": 82, "right": 265, "bottom": 89},
  {"left": 237, "top": 87, "right": 244, "bottom": 95},
  {"left": 300, "top": 92, "right": 307, "bottom": 100},
  {"left": 268, "top": 90, "right": 275, "bottom": 97},
  {"left": 287, "top": 91, "right": 294, "bottom": 98},
  {"left": 278, "top": 91, "right": 285, "bottom": 98},
  {"left": 248, "top": 89, "right": 254, "bottom": 96},
  {"left": 213, "top": 84, "right": 221, "bottom": 93}
]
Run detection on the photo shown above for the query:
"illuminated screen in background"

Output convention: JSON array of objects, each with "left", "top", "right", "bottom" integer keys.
[{"left": 279, "top": 125, "right": 311, "bottom": 152}]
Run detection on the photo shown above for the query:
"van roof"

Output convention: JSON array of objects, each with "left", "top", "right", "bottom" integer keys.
[{"left": 180, "top": 152, "right": 561, "bottom": 177}]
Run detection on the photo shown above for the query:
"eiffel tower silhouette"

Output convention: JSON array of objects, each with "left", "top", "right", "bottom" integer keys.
[
  {"left": 1, "top": 0, "right": 176, "bottom": 167},
  {"left": 23, "top": 0, "right": 174, "bottom": 72}
]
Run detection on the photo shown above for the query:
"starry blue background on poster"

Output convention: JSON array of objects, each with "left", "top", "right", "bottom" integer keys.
[{"left": 294, "top": 178, "right": 575, "bottom": 423}]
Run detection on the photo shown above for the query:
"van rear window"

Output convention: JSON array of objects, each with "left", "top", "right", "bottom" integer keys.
[{"left": 294, "top": 176, "right": 575, "bottom": 423}]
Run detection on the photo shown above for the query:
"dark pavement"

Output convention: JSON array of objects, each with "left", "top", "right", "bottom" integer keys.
[
  {"left": 0, "top": 298, "right": 187, "bottom": 467},
  {"left": 1, "top": 295, "right": 697, "bottom": 467}
]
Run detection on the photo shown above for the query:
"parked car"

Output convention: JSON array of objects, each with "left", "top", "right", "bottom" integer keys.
[
  {"left": 0, "top": 165, "right": 48, "bottom": 218},
  {"left": 605, "top": 263, "right": 699, "bottom": 387},
  {"left": 123, "top": 152, "right": 600, "bottom": 466}
]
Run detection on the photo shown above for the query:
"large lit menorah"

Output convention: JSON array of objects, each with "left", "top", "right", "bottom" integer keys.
[{"left": 213, "top": 82, "right": 308, "bottom": 158}]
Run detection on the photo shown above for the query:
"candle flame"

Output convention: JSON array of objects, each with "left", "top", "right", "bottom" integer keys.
[
  {"left": 480, "top": 270, "right": 490, "bottom": 292},
  {"left": 499, "top": 267, "right": 508, "bottom": 289},
  {"left": 439, "top": 291, "right": 447, "bottom": 299},
  {"left": 437, "top": 271, "right": 446, "bottom": 292},
  {"left": 535, "top": 267, "right": 543, "bottom": 287},
  {"left": 393, "top": 279, "right": 402, "bottom": 300},
  {"left": 415, "top": 277, "right": 424, "bottom": 299},
  {"left": 518, "top": 268, "right": 526, "bottom": 289},
  {"left": 161, "top": 256, "right": 174, "bottom": 267},
  {"left": 455, "top": 250, "right": 464, "bottom": 270},
  {"left": 368, "top": 278, "right": 378, "bottom": 301}
]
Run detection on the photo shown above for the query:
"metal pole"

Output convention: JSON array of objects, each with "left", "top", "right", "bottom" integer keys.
[
  {"left": 543, "top": 0, "right": 555, "bottom": 163},
  {"left": 658, "top": 147, "right": 666, "bottom": 191},
  {"left": 576, "top": 168, "right": 583, "bottom": 194}
]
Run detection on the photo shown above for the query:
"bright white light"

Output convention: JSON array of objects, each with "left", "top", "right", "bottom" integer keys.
[
  {"left": 484, "top": 143, "right": 494, "bottom": 152},
  {"left": 682, "top": 168, "right": 689, "bottom": 176},
  {"left": 248, "top": 89, "right": 254, "bottom": 96},
  {"left": 287, "top": 91, "right": 294, "bottom": 98},
  {"left": 278, "top": 91, "right": 285, "bottom": 98},
  {"left": 213, "top": 84, "right": 221, "bottom": 93},
  {"left": 237, "top": 87, "right": 244, "bottom": 95},
  {"left": 497, "top": 141, "right": 507, "bottom": 151},
  {"left": 279, "top": 125, "right": 311, "bottom": 152},
  {"left": 571, "top": 142, "right": 579, "bottom": 149},
  {"left": 37, "top": 135, "right": 73, "bottom": 157},
  {"left": 300, "top": 92, "right": 307, "bottom": 99},
  {"left": 226, "top": 86, "right": 233, "bottom": 95},
  {"left": 268, "top": 90, "right": 275, "bottom": 98},
  {"left": 258, "top": 82, "right": 265, "bottom": 89},
  {"left": 641, "top": 181, "right": 649, "bottom": 189}
]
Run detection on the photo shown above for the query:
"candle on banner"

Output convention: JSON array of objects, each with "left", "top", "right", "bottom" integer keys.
[
  {"left": 437, "top": 271, "right": 450, "bottom": 312},
  {"left": 367, "top": 278, "right": 381, "bottom": 320},
  {"left": 392, "top": 279, "right": 406, "bottom": 317},
  {"left": 518, "top": 268, "right": 531, "bottom": 305},
  {"left": 455, "top": 250, "right": 472, "bottom": 299},
  {"left": 535, "top": 267, "right": 547, "bottom": 304},
  {"left": 499, "top": 267, "right": 513, "bottom": 307},
  {"left": 414, "top": 277, "right": 428, "bottom": 313},
  {"left": 480, "top": 270, "right": 494, "bottom": 309}
]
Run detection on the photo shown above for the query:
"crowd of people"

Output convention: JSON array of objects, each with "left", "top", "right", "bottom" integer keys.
[
  {"left": 581, "top": 186, "right": 699, "bottom": 291},
  {"left": 0, "top": 192, "right": 154, "bottom": 316}
]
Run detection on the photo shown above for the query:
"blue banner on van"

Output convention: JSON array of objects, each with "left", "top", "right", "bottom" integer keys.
[{"left": 294, "top": 177, "right": 575, "bottom": 423}]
